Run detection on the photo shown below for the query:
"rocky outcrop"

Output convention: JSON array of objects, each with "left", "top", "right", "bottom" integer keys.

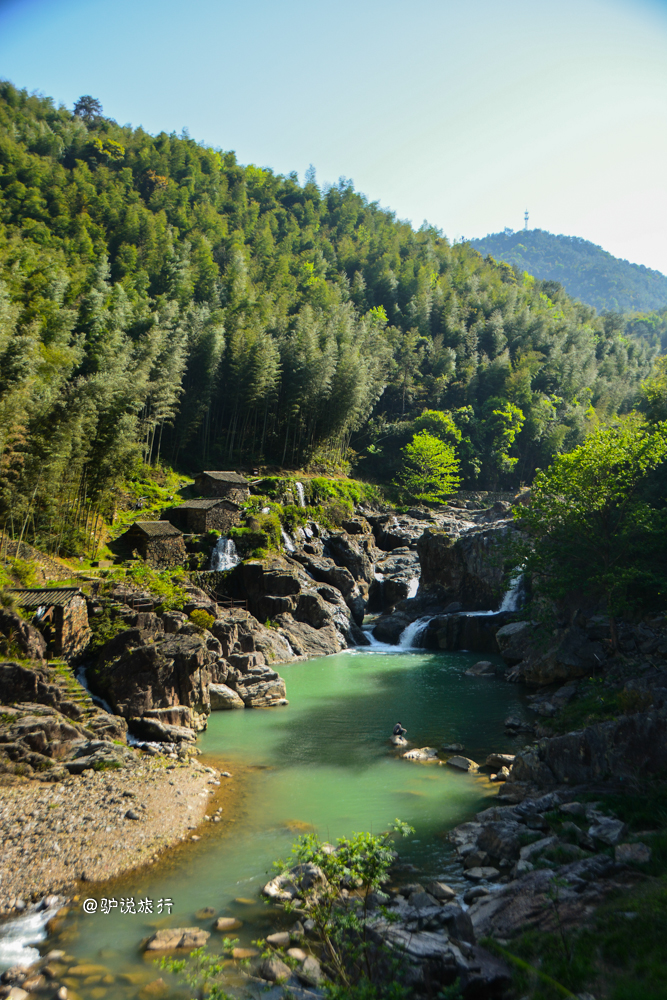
[
  {"left": 510, "top": 708, "right": 667, "bottom": 787},
  {"left": 0, "top": 609, "right": 47, "bottom": 661},
  {"left": 91, "top": 632, "right": 215, "bottom": 729},
  {"left": 0, "top": 702, "right": 131, "bottom": 780},
  {"left": 422, "top": 612, "right": 510, "bottom": 655},
  {"left": 368, "top": 547, "right": 421, "bottom": 612},
  {"left": 417, "top": 525, "right": 513, "bottom": 610}
]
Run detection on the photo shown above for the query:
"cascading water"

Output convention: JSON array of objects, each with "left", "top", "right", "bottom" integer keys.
[
  {"left": 398, "top": 616, "right": 432, "bottom": 649},
  {"left": 281, "top": 528, "right": 295, "bottom": 552},
  {"left": 209, "top": 537, "right": 240, "bottom": 571},
  {"left": 294, "top": 481, "right": 306, "bottom": 507},
  {"left": 407, "top": 577, "right": 420, "bottom": 599},
  {"left": 498, "top": 571, "right": 523, "bottom": 612}
]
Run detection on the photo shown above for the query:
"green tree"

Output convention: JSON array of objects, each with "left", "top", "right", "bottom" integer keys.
[
  {"left": 399, "top": 429, "right": 461, "bottom": 501},
  {"left": 518, "top": 416, "right": 667, "bottom": 639}
]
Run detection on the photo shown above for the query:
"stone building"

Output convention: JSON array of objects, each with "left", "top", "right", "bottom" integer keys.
[
  {"left": 161, "top": 498, "right": 241, "bottom": 534},
  {"left": 194, "top": 471, "right": 250, "bottom": 503},
  {"left": 9, "top": 587, "right": 91, "bottom": 658},
  {"left": 119, "top": 521, "right": 186, "bottom": 568}
]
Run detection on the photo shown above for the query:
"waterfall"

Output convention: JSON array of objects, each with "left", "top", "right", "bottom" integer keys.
[
  {"left": 398, "top": 617, "right": 431, "bottom": 649},
  {"left": 499, "top": 571, "right": 523, "bottom": 612},
  {"left": 295, "top": 481, "right": 306, "bottom": 507},
  {"left": 407, "top": 577, "right": 419, "bottom": 599},
  {"left": 281, "top": 528, "right": 295, "bottom": 552},
  {"left": 210, "top": 537, "right": 240, "bottom": 571}
]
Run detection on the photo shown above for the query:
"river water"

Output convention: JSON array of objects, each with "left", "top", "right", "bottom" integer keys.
[{"left": 5, "top": 647, "right": 530, "bottom": 993}]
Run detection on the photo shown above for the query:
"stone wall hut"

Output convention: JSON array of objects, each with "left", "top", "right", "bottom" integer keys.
[
  {"left": 161, "top": 498, "right": 241, "bottom": 534},
  {"left": 194, "top": 471, "right": 250, "bottom": 503},
  {"left": 9, "top": 587, "right": 91, "bottom": 658},
  {"left": 120, "top": 521, "right": 186, "bottom": 569}
]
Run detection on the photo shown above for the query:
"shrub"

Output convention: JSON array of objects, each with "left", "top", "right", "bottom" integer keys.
[{"left": 189, "top": 609, "right": 215, "bottom": 631}]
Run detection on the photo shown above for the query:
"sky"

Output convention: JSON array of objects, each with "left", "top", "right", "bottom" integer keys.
[{"left": 1, "top": 0, "right": 666, "bottom": 272}]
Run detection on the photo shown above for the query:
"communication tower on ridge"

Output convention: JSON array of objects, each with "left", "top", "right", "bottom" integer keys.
[{"left": 524, "top": 209, "right": 529, "bottom": 231}]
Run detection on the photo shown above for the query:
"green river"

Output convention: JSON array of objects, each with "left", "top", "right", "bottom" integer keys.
[{"left": 3, "top": 645, "right": 530, "bottom": 995}]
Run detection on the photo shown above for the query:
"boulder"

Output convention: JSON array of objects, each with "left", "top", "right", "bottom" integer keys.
[
  {"left": 209, "top": 684, "right": 245, "bottom": 710},
  {"left": 144, "top": 928, "right": 210, "bottom": 951},
  {"left": 214, "top": 917, "right": 243, "bottom": 931},
  {"left": 266, "top": 931, "right": 290, "bottom": 947},
  {"left": 425, "top": 881, "right": 456, "bottom": 901},
  {"left": 296, "top": 956, "right": 323, "bottom": 986},
  {"left": 588, "top": 817, "right": 626, "bottom": 847},
  {"left": 495, "top": 621, "right": 535, "bottom": 665},
  {"left": 403, "top": 747, "right": 439, "bottom": 761},
  {"left": 372, "top": 612, "right": 410, "bottom": 645},
  {"left": 129, "top": 718, "right": 196, "bottom": 743},
  {"left": 445, "top": 755, "right": 479, "bottom": 772},
  {"left": 464, "top": 867, "right": 501, "bottom": 882},
  {"left": 258, "top": 957, "right": 291, "bottom": 983},
  {"left": 509, "top": 709, "right": 667, "bottom": 787},
  {"left": 477, "top": 822, "right": 522, "bottom": 861},
  {"left": 486, "top": 753, "right": 515, "bottom": 769},
  {"left": 465, "top": 660, "right": 496, "bottom": 676},
  {"left": 615, "top": 842, "right": 651, "bottom": 864}
]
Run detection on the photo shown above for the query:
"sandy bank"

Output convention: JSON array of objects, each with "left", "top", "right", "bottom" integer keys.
[{"left": 0, "top": 755, "right": 231, "bottom": 909}]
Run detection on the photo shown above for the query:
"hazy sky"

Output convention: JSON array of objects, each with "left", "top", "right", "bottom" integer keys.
[{"left": 1, "top": 0, "right": 666, "bottom": 272}]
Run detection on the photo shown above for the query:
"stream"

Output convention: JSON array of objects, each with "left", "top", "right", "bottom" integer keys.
[{"left": 12, "top": 645, "right": 531, "bottom": 995}]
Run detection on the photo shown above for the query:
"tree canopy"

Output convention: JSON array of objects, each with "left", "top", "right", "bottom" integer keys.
[
  {"left": 518, "top": 417, "right": 667, "bottom": 620},
  {"left": 0, "top": 80, "right": 658, "bottom": 553}
]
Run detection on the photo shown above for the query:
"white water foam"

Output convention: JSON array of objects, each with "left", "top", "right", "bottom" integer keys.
[
  {"left": 407, "top": 577, "right": 419, "bottom": 599},
  {"left": 210, "top": 537, "right": 240, "bottom": 571},
  {"left": 0, "top": 904, "right": 60, "bottom": 971},
  {"left": 294, "top": 481, "right": 306, "bottom": 507},
  {"left": 398, "top": 617, "right": 432, "bottom": 649},
  {"left": 75, "top": 665, "right": 114, "bottom": 715},
  {"left": 499, "top": 571, "right": 523, "bottom": 612},
  {"left": 281, "top": 529, "right": 295, "bottom": 552}
]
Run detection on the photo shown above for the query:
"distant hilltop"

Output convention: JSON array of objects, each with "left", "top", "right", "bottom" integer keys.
[{"left": 469, "top": 229, "right": 667, "bottom": 314}]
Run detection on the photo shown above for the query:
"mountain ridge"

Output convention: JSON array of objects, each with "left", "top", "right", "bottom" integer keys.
[{"left": 469, "top": 228, "right": 667, "bottom": 314}]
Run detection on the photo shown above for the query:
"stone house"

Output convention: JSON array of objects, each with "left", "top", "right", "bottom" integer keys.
[
  {"left": 120, "top": 521, "right": 186, "bottom": 568},
  {"left": 161, "top": 498, "right": 241, "bottom": 534},
  {"left": 194, "top": 471, "right": 250, "bottom": 503},
  {"left": 9, "top": 587, "right": 91, "bottom": 658}
]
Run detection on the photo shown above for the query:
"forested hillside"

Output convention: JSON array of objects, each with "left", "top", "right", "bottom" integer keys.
[
  {"left": 0, "top": 83, "right": 656, "bottom": 552},
  {"left": 470, "top": 228, "right": 667, "bottom": 314}
]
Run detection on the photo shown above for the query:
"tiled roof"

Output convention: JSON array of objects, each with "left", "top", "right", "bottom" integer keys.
[
  {"left": 165, "top": 499, "right": 239, "bottom": 511},
  {"left": 128, "top": 520, "right": 183, "bottom": 537},
  {"left": 197, "top": 471, "right": 249, "bottom": 485},
  {"left": 9, "top": 588, "right": 82, "bottom": 608}
]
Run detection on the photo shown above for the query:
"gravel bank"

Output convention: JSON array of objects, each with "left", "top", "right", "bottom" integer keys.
[{"left": 0, "top": 754, "right": 228, "bottom": 909}]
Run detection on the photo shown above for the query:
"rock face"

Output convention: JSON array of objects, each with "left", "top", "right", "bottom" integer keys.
[
  {"left": 0, "top": 700, "right": 130, "bottom": 780},
  {"left": 227, "top": 556, "right": 365, "bottom": 653},
  {"left": 91, "top": 633, "right": 215, "bottom": 728},
  {"left": 0, "top": 609, "right": 47, "bottom": 661},
  {"left": 417, "top": 525, "right": 513, "bottom": 610},
  {"left": 422, "top": 612, "right": 509, "bottom": 655},
  {"left": 510, "top": 708, "right": 667, "bottom": 786}
]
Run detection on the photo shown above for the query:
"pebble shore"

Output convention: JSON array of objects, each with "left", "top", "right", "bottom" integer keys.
[{"left": 0, "top": 754, "right": 225, "bottom": 909}]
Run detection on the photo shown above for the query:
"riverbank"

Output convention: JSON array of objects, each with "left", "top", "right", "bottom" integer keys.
[{"left": 0, "top": 754, "right": 228, "bottom": 910}]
